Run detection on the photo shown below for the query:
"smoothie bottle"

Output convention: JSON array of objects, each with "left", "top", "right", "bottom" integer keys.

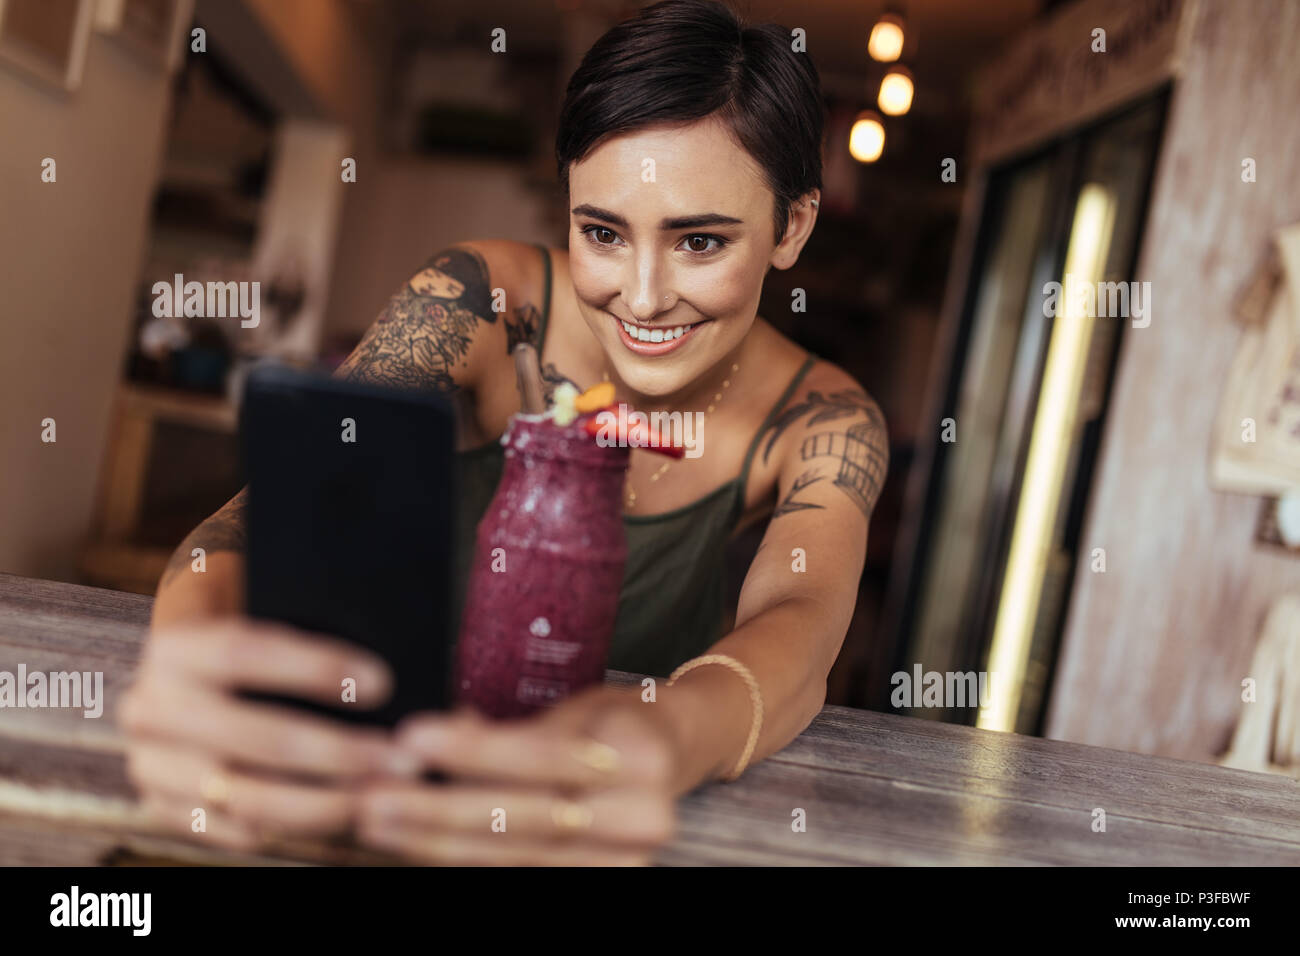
[{"left": 455, "top": 411, "right": 631, "bottom": 718}]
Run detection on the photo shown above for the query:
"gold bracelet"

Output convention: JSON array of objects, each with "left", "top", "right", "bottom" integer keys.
[{"left": 667, "top": 654, "right": 764, "bottom": 782}]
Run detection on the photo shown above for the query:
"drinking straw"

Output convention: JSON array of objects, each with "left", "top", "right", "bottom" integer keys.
[{"left": 513, "top": 343, "right": 546, "bottom": 413}]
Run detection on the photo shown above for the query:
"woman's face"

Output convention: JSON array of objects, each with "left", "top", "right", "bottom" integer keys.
[{"left": 567, "top": 117, "right": 789, "bottom": 399}]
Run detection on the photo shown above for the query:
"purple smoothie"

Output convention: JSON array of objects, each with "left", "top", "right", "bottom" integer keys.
[{"left": 455, "top": 413, "right": 630, "bottom": 718}]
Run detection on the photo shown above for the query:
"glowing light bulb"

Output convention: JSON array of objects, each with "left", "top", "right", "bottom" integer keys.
[
  {"left": 868, "top": 15, "right": 905, "bottom": 63},
  {"left": 849, "top": 112, "right": 885, "bottom": 163},
  {"left": 878, "top": 67, "right": 913, "bottom": 116}
]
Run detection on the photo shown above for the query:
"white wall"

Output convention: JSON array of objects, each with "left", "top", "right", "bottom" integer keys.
[
  {"left": 233, "top": 0, "right": 558, "bottom": 340},
  {"left": 324, "top": 157, "right": 555, "bottom": 339},
  {"left": 246, "top": 119, "right": 350, "bottom": 360},
  {"left": 0, "top": 36, "right": 172, "bottom": 580}
]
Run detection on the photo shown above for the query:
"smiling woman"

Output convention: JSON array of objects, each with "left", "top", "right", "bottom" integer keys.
[{"left": 131, "top": 0, "right": 889, "bottom": 867}]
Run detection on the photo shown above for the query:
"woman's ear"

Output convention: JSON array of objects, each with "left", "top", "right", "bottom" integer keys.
[{"left": 770, "top": 190, "right": 821, "bottom": 270}]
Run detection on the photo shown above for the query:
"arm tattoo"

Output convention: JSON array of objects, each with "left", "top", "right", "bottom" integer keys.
[
  {"left": 504, "top": 303, "right": 539, "bottom": 354},
  {"left": 160, "top": 488, "right": 248, "bottom": 585},
  {"left": 772, "top": 469, "right": 827, "bottom": 518},
  {"left": 768, "top": 393, "right": 889, "bottom": 520},
  {"left": 336, "top": 247, "right": 495, "bottom": 392},
  {"left": 761, "top": 389, "right": 874, "bottom": 464},
  {"left": 799, "top": 421, "right": 889, "bottom": 517},
  {"left": 503, "top": 296, "right": 575, "bottom": 406}
]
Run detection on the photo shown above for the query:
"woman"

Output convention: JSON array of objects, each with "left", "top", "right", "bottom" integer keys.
[{"left": 121, "top": 0, "right": 888, "bottom": 865}]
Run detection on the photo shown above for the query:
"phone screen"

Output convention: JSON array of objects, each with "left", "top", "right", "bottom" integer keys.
[{"left": 240, "top": 364, "right": 457, "bottom": 727}]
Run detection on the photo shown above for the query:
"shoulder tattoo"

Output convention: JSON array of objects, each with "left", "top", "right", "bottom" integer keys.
[
  {"left": 336, "top": 247, "right": 495, "bottom": 393},
  {"left": 772, "top": 469, "right": 827, "bottom": 518},
  {"left": 765, "top": 390, "right": 889, "bottom": 520}
]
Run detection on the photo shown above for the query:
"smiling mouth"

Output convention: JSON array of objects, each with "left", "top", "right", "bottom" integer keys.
[
  {"left": 614, "top": 316, "right": 709, "bottom": 354},
  {"left": 620, "top": 318, "right": 697, "bottom": 342}
]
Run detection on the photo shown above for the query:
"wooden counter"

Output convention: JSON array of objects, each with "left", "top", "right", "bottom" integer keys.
[{"left": 1, "top": 573, "right": 1297, "bottom": 865}]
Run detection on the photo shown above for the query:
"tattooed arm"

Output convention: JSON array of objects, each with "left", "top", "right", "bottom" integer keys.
[
  {"left": 152, "top": 242, "right": 526, "bottom": 627},
  {"left": 334, "top": 245, "right": 500, "bottom": 392},
  {"left": 152, "top": 488, "right": 250, "bottom": 625},
  {"left": 738, "top": 374, "right": 888, "bottom": 642},
  {"left": 762, "top": 386, "right": 889, "bottom": 520},
  {"left": 651, "top": 363, "right": 889, "bottom": 787}
]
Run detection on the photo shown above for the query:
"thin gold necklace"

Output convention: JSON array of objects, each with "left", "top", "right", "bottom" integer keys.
[{"left": 604, "top": 362, "right": 740, "bottom": 511}]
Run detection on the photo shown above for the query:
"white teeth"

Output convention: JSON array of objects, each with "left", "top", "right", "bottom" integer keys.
[{"left": 621, "top": 320, "right": 694, "bottom": 344}]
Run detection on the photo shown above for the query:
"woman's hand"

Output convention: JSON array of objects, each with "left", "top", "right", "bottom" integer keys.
[
  {"left": 119, "top": 616, "right": 418, "bottom": 852},
  {"left": 354, "top": 685, "right": 682, "bottom": 866}
]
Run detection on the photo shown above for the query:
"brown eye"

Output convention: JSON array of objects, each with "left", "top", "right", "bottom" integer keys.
[
  {"left": 595, "top": 228, "right": 616, "bottom": 244},
  {"left": 683, "top": 234, "right": 724, "bottom": 254}
]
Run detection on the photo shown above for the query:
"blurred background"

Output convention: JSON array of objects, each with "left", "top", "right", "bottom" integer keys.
[{"left": 2, "top": 0, "right": 1298, "bottom": 773}]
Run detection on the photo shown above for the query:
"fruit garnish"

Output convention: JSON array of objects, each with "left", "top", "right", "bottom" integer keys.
[
  {"left": 575, "top": 381, "right": 615, "bottom": 413},
  {"left": 550, "top": 382, "right": 580, "bottom": 426}
]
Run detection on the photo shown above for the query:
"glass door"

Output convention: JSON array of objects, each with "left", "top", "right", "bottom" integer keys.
[{"left": 894, "top": 92, "right": 1169, "bottom": 733}]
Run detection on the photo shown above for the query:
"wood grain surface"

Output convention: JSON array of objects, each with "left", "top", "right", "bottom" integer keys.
[{"left": 2, "top": 573, "right": 1298, "bottom": 866}]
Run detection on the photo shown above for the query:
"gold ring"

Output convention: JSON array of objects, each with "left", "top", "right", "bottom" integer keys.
[
  {"left": 551, "top": 799, "right": 594, "bottom": 833},
  {"left": 571, "top": 736, "right": 621, "bottom": 774},
  {"left": 199, "top": 768, "right": 233, "bottom": 812}
]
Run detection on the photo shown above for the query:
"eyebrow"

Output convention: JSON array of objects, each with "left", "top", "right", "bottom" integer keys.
[{"left": 571, "top": 204, "right": 743, "bottom": 230}]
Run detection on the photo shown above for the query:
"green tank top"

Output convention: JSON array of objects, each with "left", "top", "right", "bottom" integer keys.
[{"left": 450, "top": 244, "right": 817, "bottom": 677}]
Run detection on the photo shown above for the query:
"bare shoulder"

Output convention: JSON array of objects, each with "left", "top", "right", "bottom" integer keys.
[
  {"left": 454, "top": 238, "right": 548, "bottom": 294},
  {"left": 798, "top": 359, "right": 886, "bottom": 420},
  {"left": 455, "top": 238, "right": 552, "bottom": 351}
]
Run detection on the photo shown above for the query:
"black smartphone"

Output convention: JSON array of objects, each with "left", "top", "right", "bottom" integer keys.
[{"left": 239, "top": 363, "right": 456, "bottom": 727}]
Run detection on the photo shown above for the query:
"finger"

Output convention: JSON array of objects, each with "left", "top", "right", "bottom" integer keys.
[
  {"left": 126, "top": 741, "right": 359, "bottom": 835},
  {"left": 138, "top": 794, "right": 264, "bottom": 855},
  {"left": 358, "top": 781, "right": 675, "bottom": 847},
  {"left": 120, "top": 684, "right": 417, "bottom": 780},
  {"left": 355, "top": 823, "right": 655, "bottom": 866},
  {"left": 394, "top": 707, "right": 666, "bottom": 790},
  {"left": 145, "top": 619, "right": 392, "bottom": 709}
]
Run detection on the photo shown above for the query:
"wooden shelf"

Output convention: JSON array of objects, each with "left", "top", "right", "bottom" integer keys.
[
  {"left": 81, "top": 382, "right": 239, "bottom": 594},
  {"left": 116, "top": 382, "right": 237, "bottom": 432}
]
